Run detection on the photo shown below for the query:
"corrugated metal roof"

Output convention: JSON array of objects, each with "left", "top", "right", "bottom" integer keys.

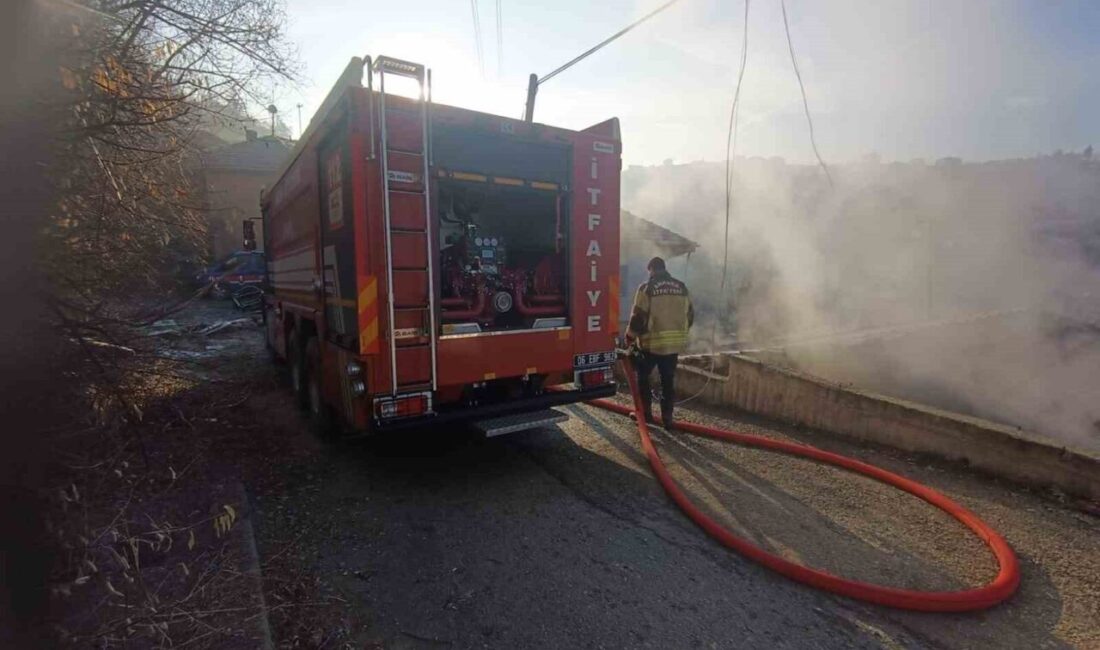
[{"left": 621, "top": 209, "right": 698, "bottom": 258}]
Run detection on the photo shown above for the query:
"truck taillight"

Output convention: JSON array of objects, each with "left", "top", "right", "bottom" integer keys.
[
  {"left": 374, "top": 392, "right": 432, "bottom": 420},
  {"left": 576, "top": 367, "right": 614, "bottom": 389}
]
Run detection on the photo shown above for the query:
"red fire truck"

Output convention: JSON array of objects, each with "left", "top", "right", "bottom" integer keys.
[{"left": 261, "top": 56, "right": 620, "bottom": 436}]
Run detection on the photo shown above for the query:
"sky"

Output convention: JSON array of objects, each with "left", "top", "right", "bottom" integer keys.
[{"left": 277, "top": 0, "right": 1100, "bottom": 166}]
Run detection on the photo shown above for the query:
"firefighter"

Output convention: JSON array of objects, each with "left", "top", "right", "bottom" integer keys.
[{"left": 625, "top": 256, "right": 694, "bottom": 429}]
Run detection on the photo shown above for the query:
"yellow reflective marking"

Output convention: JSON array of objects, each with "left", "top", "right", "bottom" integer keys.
[
  {"left": 359, "top": 319, "right": 379, "bottom": 352},
  {"left": 358, "top": 277, "right": 377, "bottom": 313}
]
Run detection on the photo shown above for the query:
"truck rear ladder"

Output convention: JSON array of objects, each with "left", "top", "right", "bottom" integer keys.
[{"left": 373, "top": 56, "right": 438, "bottom": 395}]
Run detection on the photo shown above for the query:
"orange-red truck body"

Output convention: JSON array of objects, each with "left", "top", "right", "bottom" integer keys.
[{"left": 261, "top": 57, "right": 620, "bottom": 432}]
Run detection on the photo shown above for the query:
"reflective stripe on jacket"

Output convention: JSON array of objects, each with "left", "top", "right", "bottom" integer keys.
[{"left": 626, "top": 271, "right": 694, "bottom": 355}]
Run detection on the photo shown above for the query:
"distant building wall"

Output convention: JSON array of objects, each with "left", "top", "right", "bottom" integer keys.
[
  {"left": 196, "top": 132, "right": 291, "bottom": 260},
  {"left": 200, "top": 169, "right": 269, "bottom": 259}
]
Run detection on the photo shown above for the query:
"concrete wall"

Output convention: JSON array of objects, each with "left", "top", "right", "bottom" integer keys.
[{"left": 672, "top": 354, "right": 1100, "bottom": 501}]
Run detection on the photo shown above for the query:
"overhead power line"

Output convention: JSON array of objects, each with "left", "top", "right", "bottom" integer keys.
[
  {"left": 495, "top": 0, "right": 503, "bottom": 77},
  {"left": 779, "top": 0, "right": 833, "bottom": 188},
  {"left": 524, "top": 0, "right": 684, "bottom": 121},
  {"left": 471, "top": 0, "right": 485, "bottom": 77},
  {"left": 721, "top": 0, "right": 751, "bottom": 298},
  {"left": 675, "top": 0, "right": 751, "bottom": 409},
  {"left": 538, "top": 0, "right": 684, "bottom": 85}
]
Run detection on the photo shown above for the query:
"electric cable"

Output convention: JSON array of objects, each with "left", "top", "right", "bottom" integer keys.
[
  {"left": 721, "top": 0, "right": 750, "bottom": 300},
  {"left": 496, "top": 0, "right": 503, "bottom": 77},
  {"left": 589, "top": 357, "right": 1021, "bottom": 611},
  {"left": 779, "top": 0, "right": 833, "bottom": 188},
  {"left": 538, "top": 0, "right": 684, "bottom": 85},
  {"left": 675, "top": 0, "right": 750, "bottom": 408},
  {"left": 471, "top": 0, "right": 485, "bottom": 77}
]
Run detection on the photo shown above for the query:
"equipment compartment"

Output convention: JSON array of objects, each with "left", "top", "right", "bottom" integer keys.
[{"left": 437, "top": 179, "right": 569, "bottom": 332}]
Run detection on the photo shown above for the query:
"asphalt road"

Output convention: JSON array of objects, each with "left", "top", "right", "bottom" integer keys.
[
  {"left": 243, "top": 386, "right": 1099, "bottom": 649},
  {"left": 178, "top": 299, "right": 1097, "bottom": 649}
]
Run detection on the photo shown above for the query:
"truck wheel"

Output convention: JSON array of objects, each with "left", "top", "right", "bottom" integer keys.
[
  {"left": 305, "top": 338, "right": 338, "bottom": 439},
  {"left": 264, "top": 307, "right": 281, "bottom": 362},
  {"left": 270, "top": 341, "right": 289, "bottom": 385},
  {"left": 288, "top": 333, "right": 309, "bottom": 410}
]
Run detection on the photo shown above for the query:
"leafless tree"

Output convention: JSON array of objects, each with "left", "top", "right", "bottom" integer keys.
[
  {"left": 44, "top": 0, "right": 297, "bottom": 361},
  {"left": 17, "top": 1, "right": 300, "bottom": 646}
]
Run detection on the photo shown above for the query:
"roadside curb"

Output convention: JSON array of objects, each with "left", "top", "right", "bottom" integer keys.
[
  {"left": 673, "top": 353, "right": 1100, "bottom": 501},
  {"left": 231, "top": 481, "right": 274, "bottom": 650}
]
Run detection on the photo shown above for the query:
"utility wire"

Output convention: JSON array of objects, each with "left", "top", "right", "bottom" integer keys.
[
  {"left": 721, "top": 0, "right": 750, "bottom": 298},
  {"left": 539, "top": 0, "right": 683, "bottom": 85},
  {"left": 471, "top": 0, "right": 485, "bottom": 77},
  {"left": 495, "top": 0, "right": 503, "bottom": 77},
  {"left": 779, "top": 0, "right": 833, "bottom": 188},
  {"left": 677, "top": 0, "right": 751, "bottom": 408}
]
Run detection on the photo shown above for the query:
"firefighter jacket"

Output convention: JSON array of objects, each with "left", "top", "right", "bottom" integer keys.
[{"left": 626, "top": 270, "right": 694, "bottom": 355}]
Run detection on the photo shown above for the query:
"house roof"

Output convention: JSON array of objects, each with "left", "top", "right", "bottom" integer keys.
[
  {"left": 621, "top": 210, "right": 698, "bottom": 258},
  {"left": 200, "top": 135, "right": 293, "bottom": 174}
]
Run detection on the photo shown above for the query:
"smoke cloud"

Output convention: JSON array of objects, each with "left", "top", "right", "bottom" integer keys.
[{"left": 622, "top": 153, "right": 1100, "bottom": 452}]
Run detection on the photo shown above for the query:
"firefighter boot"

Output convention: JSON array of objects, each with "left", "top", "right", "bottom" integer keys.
[
  {"left": 661, "top": 398, "right": 675, "bottom": 430},
  {"left": 631, "top": 390, "right": 656, "bottom": 425}
]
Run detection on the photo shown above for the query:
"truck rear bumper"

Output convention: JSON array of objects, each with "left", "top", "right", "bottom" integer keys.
[{"left": 371, "top": 383, "right": 616, "bottom": 432}]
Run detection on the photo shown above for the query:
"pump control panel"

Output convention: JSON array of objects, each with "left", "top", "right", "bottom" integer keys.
[{"left": 468, "top": 236, "right": 506, "bottom": 275}]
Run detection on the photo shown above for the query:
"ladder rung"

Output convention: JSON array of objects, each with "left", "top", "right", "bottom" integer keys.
[
  {"left": 376, "top": 59, "right": 436, "bottom": 394},
  {"left": 374, "top": 56, "right": 426, "bottom": 79}
]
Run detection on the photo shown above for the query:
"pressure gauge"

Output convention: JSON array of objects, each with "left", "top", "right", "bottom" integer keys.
[
  {"left": 490, "top": 238, "right": 498, "bottom": 246},
  {"left": 475, "top": 237, "right": 483, "bottom": 246}
]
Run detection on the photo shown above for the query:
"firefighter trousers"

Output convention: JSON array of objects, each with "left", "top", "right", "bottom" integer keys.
[{"left": 635, "top": 351, "right": 678, "bottom": 422}]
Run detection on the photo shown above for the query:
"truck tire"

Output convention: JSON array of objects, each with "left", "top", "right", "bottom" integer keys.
[
  {"left": 305, "top": 337, "right": 338, "bottom": 439},
  {"left": 287, "top": 332, "right": 309, "bottom": 410},
  {"left": 270, "top": 342, "right": 289, "bottom": 386},
  {"left": 262, "top": 304, "right": 277, "bottom": 357},
  {"left": 265, "top": 308, "right": 287, "bottom": 378}
]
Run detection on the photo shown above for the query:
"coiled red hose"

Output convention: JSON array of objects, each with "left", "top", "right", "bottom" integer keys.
[{"left": 586, "top": 357, "right": 1020, "bottom": 612}]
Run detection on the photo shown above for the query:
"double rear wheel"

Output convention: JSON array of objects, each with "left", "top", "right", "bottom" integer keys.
[{"left": 303, "top": 337, "right": 337, "bottom": 439}]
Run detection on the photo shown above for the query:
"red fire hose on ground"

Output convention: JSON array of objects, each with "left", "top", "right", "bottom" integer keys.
[{"left": 585, "top": 356, "right": 1020, "bottom": 612}]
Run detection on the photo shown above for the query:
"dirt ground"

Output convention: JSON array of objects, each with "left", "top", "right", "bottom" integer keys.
[{"left": 176, "top": 301, "right": 1099, "bottom": 649}]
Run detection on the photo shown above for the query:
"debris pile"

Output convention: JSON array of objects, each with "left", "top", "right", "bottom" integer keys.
[{"left": 143, "top": 317, "right": 260, "bottom": 339}]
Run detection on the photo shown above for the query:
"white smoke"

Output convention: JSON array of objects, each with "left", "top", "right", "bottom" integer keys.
[{"left": 622, "top": 153, "right": 1100, "bottom": 452}]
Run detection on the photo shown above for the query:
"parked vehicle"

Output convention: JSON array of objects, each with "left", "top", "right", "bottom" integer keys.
[
  {"left": 194, "top": 250, "right": 265, "bottom": 299},
  {"left": 261, "top": 56, "right": 620, "bottom": 436}
]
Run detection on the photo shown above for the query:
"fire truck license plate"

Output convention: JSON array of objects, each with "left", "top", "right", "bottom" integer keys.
[{"left": 574, "top": 351, "right": 616, "bottom": 369}]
